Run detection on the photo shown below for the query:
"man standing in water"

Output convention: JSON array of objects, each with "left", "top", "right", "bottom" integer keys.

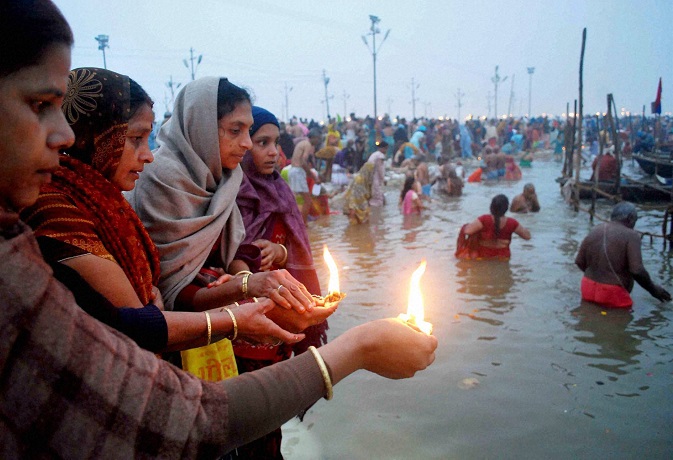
[
  {"left": 575, "top": 202, "right": 671, "bottom": 308},
  {"left": 510, "top": 183, "right": 540, "bottom": 213},
  {"left": 290, "top": 128, "right": 322, "bottom": 222}
]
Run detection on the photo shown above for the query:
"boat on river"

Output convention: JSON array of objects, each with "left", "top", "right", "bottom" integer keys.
[
  {"left": 558, "top": 177, "right": 672, "bottom": 202},
  {"left": 633, "top": 148, "right": 673, "bottom": 177}
]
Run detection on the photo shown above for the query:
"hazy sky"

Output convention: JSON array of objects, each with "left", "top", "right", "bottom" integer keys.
[{"left": 55, "top": 0, "right": 672, "bottom": 122}]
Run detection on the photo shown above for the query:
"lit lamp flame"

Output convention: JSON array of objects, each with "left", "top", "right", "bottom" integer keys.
[
  {"left": 323, "top": 245, "right": 339, "bottom": 295},
  {"left": 319, "top": 245, "right": 345, "bottom": 304},
  {"left": 398, "top": 260, "right": 433, "bottom": 334}
]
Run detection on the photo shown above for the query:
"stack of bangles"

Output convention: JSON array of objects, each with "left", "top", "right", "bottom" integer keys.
[
  {"left": 236, "top": 270, "right": 253, "bottom": 298},
  {"left": 308, "top": 346, "right": 333, "bottom": 400}
]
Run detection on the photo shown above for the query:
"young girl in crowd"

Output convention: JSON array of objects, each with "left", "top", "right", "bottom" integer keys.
[
  {"left": 234, "top": 106, "right": 328, "bottom": 457},
  {"left": 400, "top": 175, "right": 425, "bottom": 215}
]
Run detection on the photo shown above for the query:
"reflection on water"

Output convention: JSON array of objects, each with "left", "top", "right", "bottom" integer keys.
[
  {"left": 570, "top": 302, "right": 639, "bottom": 376},
  {"left": 286, "top": 159, "right": 673, "bottom": 459}
]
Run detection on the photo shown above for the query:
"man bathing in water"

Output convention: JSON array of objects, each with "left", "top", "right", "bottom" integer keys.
[
  {"left": 575, "top": 202, "right": 670, "bottom": 308},
  {"left": 290, "top": 128, "right": 322, "bottom": 222},
  {"left": 510, "top": 183, "right": 540, "bottom": 213}
]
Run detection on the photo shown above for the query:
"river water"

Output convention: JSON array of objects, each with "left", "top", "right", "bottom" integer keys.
[{"left": 281, "top": 156, "right": 673, "bottom": 459}]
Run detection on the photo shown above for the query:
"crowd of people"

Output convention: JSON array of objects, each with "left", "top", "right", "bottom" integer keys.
[{"left": 1, "top": 1, "right": 670, "bottom": 459}]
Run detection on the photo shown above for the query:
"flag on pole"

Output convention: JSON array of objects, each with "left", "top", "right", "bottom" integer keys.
[{"left": 651, "top": 77, "right": 662, "bottom": 114}]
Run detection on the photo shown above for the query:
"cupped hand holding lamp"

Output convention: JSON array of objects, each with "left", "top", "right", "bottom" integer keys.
[{"left": 162, "top": 296, "right": 336, "bottom": 352}]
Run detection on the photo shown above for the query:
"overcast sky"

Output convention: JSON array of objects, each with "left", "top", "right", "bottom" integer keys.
[{"left": 55, "top": 0, "right": 672, "bottom": 122}]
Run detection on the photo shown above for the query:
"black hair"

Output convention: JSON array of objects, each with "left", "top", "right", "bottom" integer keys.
[
  {"left": 490, "top": 194, "right": 509, "bottom": 238},
  {"left": 129, "top": 78, "right": 153, "bottom": 118},
  {"left": 217, "top": 78, "right": 251, "bottom": 120},
  {"left": 400, "top": 175, "right": 416, "bottom": 203},
  {"left": 0, "top": 0, "right": 73, "bottom": 77}
]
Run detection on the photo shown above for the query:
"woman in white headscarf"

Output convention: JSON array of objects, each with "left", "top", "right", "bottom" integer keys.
[{"left": 127, "top": 78, "right": 327, "bottom": 330}]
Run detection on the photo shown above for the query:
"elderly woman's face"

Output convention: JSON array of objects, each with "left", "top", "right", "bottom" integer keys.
[
  {"left": 217, "top": 101, "right": 253, "bottom": 170},
  {"left": 0, "top": 44, "right": 74, "bottom": 210},
  {"left": 250, "top": 123, "right": 280, "bottom": 175}
]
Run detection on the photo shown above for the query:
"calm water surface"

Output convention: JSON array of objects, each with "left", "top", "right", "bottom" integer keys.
[{"left": 282, "top": 158, "right": 673, "bottom": 460}]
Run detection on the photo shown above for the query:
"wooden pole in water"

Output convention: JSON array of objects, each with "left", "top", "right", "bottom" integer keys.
[
  {"left": 606, "top": 94, "right": 621, "bottom": 194},
  {"left": 573, "top": 28, "right": 587, "bottom": 212}
]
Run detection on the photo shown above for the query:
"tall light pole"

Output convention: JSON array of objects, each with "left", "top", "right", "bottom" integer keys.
[
  {"left": 342, "top": 90, "right": 351, "bottom": 117},
  {"left": 491, "top": 65, "right": 507, "bottom": 119},
  {"left": 322, "top": 69, "right": 333, "bottom": 120},
  {"left": 94, "top": 34, "right": 109, "bottom": 69},
  {"left": 507, "top": 74, "right": 515, "bottom": 117},
  {"left": 284, "top": 82, "right": 293, "bottom": 121},
  {"left": 362, "top": 15, "right": 390, "bottom": 119},
  {"left": 527, "top": 67, "right": 535, "bottom": 117},
  {"left": 165, "top": 75, "right": 181, "bottom": 113},
  {"left": 385, "top": 97, "right": 393, "bottom": 115},
  {"left": 183, "top": 47, "right": 202, "bottom": 81},
  {"left": 409, "top": 77, "right": 420, "bottom": 119},
  {"left": 455, "top": 87, "right": 465, "bottom": 121}
]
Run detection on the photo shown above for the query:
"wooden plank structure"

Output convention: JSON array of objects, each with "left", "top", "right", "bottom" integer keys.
[{"left": 558, "top": 28, "right": 673, "bottom": 250}]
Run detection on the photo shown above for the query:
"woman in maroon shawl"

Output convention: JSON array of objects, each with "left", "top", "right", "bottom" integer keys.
[{"left": 234, "top": 106, "right": 327, "bottom": 458}]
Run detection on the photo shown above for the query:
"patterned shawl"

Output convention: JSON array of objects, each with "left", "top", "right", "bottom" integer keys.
[
  {"left": 21, "top": 68, "right": 160, "bottom": 305},
  {"left": 126, "top": 77, "right": 245, "bottom": 310}
]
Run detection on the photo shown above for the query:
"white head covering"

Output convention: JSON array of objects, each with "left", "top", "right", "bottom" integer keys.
[{"left": 126, "top": 77, "right": 245, "bottom": 309}]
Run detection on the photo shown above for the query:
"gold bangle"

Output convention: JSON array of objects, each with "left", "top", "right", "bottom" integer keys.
[
  {"left": 223, "top": 307, "right": 238, "bottom": 341},
  {"left": 235, "top": 270, "right": 253, "bottom": 276},
  {"left": 241, "top": 273, "right": 250, "bottom": 298},
  {"left": 204, "top": 311, "right": 212, "bottom": 345},
  {"left": 278, "top": 244, "right": 288, "bottom": 266},
  {"left": 308, "top": 346, "right": 333, "bottom": 400}
]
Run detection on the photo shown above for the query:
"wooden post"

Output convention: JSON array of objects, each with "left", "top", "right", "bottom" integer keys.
[
  {"left": 606, "top": 94, "right": 621, "bottom": 193},
  {"left": 573, "top": 28, "right": 587, "bottom": 212}
]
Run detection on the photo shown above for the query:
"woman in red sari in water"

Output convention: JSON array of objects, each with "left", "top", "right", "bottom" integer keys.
[{"left": 462, "top": 194, "right": 531, "bottom": 259}]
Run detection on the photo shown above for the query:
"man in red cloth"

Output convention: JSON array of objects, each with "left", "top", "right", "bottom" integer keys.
[{"left": 575, "top": 202, "right": 670, "bottom": 308}]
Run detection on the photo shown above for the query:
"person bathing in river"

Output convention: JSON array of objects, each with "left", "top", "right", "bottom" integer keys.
[
  {"left": 575, "top": 202, "right": 670, "bottom": 308},
  {"left": 510, "top": 183, "right": 540, "bottom": 213},
  {"left": 400, "top": 175, "right": 425, "bottom": 215},
  {"left": 462, "top": 194, "right": 531, "bottom": 259}
]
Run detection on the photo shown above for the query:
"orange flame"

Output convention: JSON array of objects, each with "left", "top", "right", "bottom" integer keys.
[
  {"left": 399, "top": 260, "right": 433, "bottom": 334},
  {"left": 323, "top": 245, "right": 339, "bottom": 295}
]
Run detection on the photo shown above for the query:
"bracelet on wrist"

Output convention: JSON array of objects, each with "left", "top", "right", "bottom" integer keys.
[
  {"left": 220, "top": 307, "right": 238, "bottom": 341},
  {"left": 308, "top": 346, "right": 333, "bottom": 400},
  {"left": 278, "top": 244, "right": 288, "bottom": 266},
  {"left": 241, "top": 273, "right": 251, "bottom": 298},
  {"left": 204, "top": 311, "right": 212, "bottom": 345}
]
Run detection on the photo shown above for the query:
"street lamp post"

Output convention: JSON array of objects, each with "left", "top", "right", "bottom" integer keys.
[
  {"left": 284, "top": 82, "right": 293, "bottom": 122},
  {"left": 362, "top": 15, "right": 390, "bottom": 119},
  {"left": 527, "top": 67, "right": 535, "bottom": 117},
  {"left": 94, "top": 34, "right": 109, "bottom": 69},
  {"left": 491, "top": 65, "right": 507, "bottom": 119},
  {"left": 183, "top": 47, "right": 202, "bottom": 81}
]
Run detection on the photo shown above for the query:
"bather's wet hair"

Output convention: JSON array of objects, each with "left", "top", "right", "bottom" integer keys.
[
  {"left": 490, "top": 194, "right": 509, "bottom": 238},
  {"left": 0, "top": 0, "right": 73, "bottom": 77},
  {"left": 217, "top": 78, "right": 251, "bottom": 120},
  {"left": 400, "top": 175, "right": 416, "bottom": 203},
  {"left": 611, "top": 202, "right": 638, "bottom": 227}
]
